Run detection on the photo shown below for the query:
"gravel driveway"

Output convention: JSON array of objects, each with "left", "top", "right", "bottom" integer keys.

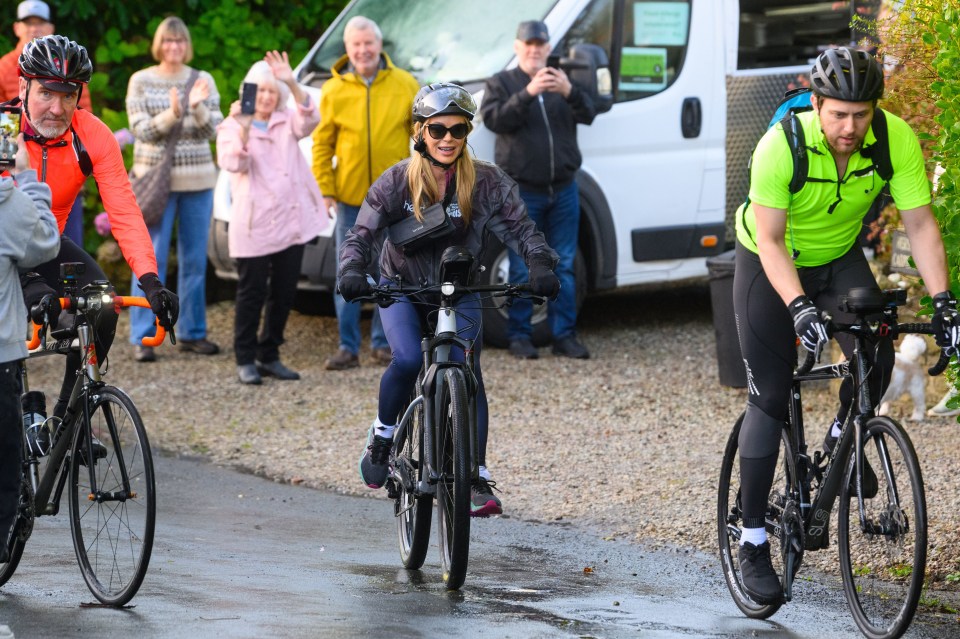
[{"left": 26, "top": 280, "right": 960, "bottom": 597}]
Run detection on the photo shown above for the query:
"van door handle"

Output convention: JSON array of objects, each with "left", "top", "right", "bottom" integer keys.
[{"left": 681, "top": 97, "right": 702, "bottom": 138}]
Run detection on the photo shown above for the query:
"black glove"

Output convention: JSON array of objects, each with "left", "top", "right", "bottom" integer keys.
[
  {"left": 338, "top": 270, "right": 371, "bottom": 302},
  {"left": 528, "top": 259, "right": 560, "bottom": 300},
  {"left": 932, "top": 291, "right": 959, "bottom": 350},
  {"left": 139, "top": 272, "right": 179, "bottom": 331},
  {"left": 788, "top": 295, "right": 828, "bottom": 354},
  {"left": 21, "top": 272, "right": 60, "bottom": 328}
]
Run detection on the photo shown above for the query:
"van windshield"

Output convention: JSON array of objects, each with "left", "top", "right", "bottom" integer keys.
[{"left": 299, "top": 0, "right": 559, "bottom": 85}]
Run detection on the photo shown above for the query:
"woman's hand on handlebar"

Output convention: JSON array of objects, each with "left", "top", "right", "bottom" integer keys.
[{"left": 338, "top": 270, "right": 372, "bottom": 302}]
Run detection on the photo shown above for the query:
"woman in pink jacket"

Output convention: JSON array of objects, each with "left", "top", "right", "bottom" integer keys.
[{"left": 217, "top": 51, "right": 328, "bottom": 385}]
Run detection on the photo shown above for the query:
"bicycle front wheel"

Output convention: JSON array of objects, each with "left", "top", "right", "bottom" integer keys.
[
  {"left": 838, "top": 416, "right": 926, "bottom": 639},
  {"left": 396, "top": 371, "right": 433, "bottom": 569},
  {"left": 435, "top": 368, "right": 470, "bottom": 590},
  {"left": 69, "top": 386, "right": 156, "bottom": 606},
  {"left": 717, "top": 412, "right": 792, "bottom": 619}
]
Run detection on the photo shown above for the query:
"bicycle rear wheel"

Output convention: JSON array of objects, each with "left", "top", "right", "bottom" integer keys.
[
  {"left": 395, "top": 371, "right": 433, "bottom": 569},
  {"left": 0, "top": 473, "right": 34, "bottom": 587},
  {"left": 838, "top": 416, "right": 926, "bottom": 639},
  {"left": 69, "top": 386, "right": 155, "bottom": 606},
  {"left": 717, "top": 412, "right": 793, "bottom": 619},
  {"left": 435, "top": 368, "right": 470, "bottom": 590}
]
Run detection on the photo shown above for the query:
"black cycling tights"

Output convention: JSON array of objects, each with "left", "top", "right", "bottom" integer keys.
[
  {"left": 31, "top": 236, "right": 117, "bottom": 420},
  {"left": 733, "top": 242, "right": 893, "bottom": 527}
]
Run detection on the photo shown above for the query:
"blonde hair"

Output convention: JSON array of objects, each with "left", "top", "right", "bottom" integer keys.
[
  {"left": 151, "top": 16, "right": 194, "bottom": 63},
  {"left": 407, "top": 120, "right": 476, "bottom": 223},
  {"left": 241, "top": 60, "right": 289, "bottom": 110}
]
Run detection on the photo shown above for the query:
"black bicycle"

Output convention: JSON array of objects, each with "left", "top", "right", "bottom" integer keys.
[
  {"left": 0, "top": 263, "right": 171, "bottom": 606},
  {"left": 718, "top": 287, "right": 950, "bottom": 639},
  {"left": 357, "top": 249, "right": 543, "bottom": 590}
]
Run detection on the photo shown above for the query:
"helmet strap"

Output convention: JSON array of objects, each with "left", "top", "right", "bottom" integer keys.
[{"left": 414, "top": 133, "right": 457, "bottom": 170}]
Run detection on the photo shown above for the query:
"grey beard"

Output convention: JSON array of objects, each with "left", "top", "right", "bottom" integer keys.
[{"left": 33, "top": 120, "right": 69, "bottom": 139}]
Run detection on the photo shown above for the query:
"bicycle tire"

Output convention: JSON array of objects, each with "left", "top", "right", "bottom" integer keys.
[
  {"left": 69, "top": 385, "right": 155, "bottom": 606},
  {"left": 0, "top": 474, "right": 34, "bottom": 587},
  {"left": 396, "top": 371, "right": 433, "bottom": 569},
  {"left": 435, "top": 368, "right": 470, "bottom": 590},
  {"left": 717, "top": 412, "right": 793, "bottom": 618},
  {"left": 837, "top": 416, "right": 926, "bottom": 639}
]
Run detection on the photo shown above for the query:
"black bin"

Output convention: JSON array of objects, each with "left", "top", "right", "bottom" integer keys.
[{"left": 707, "top": 250, "right": 746, "bottom": 388}]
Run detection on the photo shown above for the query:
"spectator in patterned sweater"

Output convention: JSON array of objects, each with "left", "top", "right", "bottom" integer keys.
[{"left": 125, "top": 15, "right": 223, "bottom": 362}]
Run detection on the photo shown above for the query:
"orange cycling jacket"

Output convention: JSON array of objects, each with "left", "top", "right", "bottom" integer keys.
[{"left": 23, "top": 108, "right": 158, "bottom": 279}]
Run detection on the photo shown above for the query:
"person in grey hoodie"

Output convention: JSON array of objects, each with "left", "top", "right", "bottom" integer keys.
[{"left": 0, "top": 135, "right": 60, "bottom": 564}]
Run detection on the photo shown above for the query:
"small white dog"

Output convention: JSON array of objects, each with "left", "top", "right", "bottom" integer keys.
[{"left": 879, "top": 334, "right": 928, "bottom": 421}]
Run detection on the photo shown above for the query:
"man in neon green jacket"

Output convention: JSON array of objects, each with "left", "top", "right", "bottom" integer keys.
[{"left": 312, "top": 16, "right": 419, "bottom": 372}]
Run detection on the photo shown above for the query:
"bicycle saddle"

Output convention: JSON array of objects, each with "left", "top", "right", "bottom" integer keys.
[{"left": 839, "top": 287, "right": 905, "bottom": 315}]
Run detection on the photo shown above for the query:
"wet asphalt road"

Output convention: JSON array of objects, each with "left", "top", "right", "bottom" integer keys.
[{"left": 0, "top": 454, "right": 955, "bottom": 638}]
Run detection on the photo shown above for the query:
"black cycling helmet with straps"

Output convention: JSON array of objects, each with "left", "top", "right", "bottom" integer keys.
[
  {"left": 412, "top": 82, "right": 477, "bottom": 122},
  {"left": 810, "top": 46, "right": 884, "bottom": 102},
  {"left": 18, "top": 35, "right": 92, "bottom": 93}
]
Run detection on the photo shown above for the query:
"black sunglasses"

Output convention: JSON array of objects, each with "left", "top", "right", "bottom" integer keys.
[{"left": 425, "top": 123, "right": 469, "bottom": 140}]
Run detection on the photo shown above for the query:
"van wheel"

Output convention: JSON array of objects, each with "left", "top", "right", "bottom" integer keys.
[{"left": 480, "top": 243, "right": 587, "bottom": 348}]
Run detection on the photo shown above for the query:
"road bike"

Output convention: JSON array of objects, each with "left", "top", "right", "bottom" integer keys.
[
  {"left": 718, "top": 287, "right": 951, "bottom": 639},
  {"left": 357, "top": 248, "right": 543, "bottom": 590},
  {"left": 0, "top": 263, "right": 170, "bottom": 606}
]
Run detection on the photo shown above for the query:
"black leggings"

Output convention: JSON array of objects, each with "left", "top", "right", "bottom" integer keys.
[
  {"left": 732, "top": 241, "right": 893, "bottom": 527},
  {"left": 31, "top": 237, "right": 117, "bottom": 419}
]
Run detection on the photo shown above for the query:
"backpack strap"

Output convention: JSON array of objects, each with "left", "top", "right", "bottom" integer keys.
[
  {"left": 780, "top": 112, "right": 808, "bottom": 194},
  {"left": 862, "top": 108, "right": 892, "bottom": 182}
]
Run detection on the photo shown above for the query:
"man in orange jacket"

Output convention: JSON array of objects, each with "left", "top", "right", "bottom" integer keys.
[{"left": 1, "top": 1, "right": 91, "bottom": 243}]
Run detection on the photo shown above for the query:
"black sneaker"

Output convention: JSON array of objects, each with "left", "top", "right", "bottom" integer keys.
[
  {"left": 470, "top": 478, "right": 502, "bottom": 517},
  {"left": 508, "top": 339, "right": 539, "bottom": 360},
  {"left": 739, "top": 541, "right": 783, "bottom": 604},
  {"left": 552, "top": 335, "right": 590, "bottom": 359},
  {"left": 358, "top": 425, "right": 392, "bottom": 489},
  {"left": 78, "top": 436, "right": 108, "bottom": 467},
  {"left": 823, "top": 432, "right": 878, "bottom": 499}
]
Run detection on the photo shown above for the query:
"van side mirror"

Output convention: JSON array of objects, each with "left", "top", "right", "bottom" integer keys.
[{"left": 561, "top": 43, "right": 613, "bottom": 114}]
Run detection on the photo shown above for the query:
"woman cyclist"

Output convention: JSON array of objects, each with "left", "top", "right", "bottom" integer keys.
[{"left": 338, "top": 82, "right": 560, "bottom": 516}]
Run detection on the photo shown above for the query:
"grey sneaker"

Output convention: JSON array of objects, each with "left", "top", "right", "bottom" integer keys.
[
  {"left": 358, "top": 425, "right": 392, "bottom": 489},
  {"left": 470, "top": 478, "right": 502, "bottom": 517},
  {"left": 738, "top": 541, "right": 783, "bottom": 604}
]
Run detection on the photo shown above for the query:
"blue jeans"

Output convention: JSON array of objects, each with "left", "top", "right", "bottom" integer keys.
[
  {"left": 334, "top": 203, "right": 386, "bottom": 354},
  {"left": 63, "top": 193, "right": 84, "bottom": 247},
  {"left": 130, "top": 189, "right": 214, "bottom": 343},
  {"left": 378, "top": 292, "right": 491, "bottom": 465},
  {"left": 507, "top": 181, "right": 580, "bottom": 341}
]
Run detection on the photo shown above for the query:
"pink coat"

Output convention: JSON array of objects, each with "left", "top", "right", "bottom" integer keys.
[{"left": 217, "top": 98, "right": 328, "bottom": 258}]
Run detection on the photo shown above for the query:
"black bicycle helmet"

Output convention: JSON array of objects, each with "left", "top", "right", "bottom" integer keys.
[
  {"left": 18, "top": 35, "right": 92, "bottom": 92},
  {"left": 810, "top": 47, "right": 884, "bottom": 102},
  {"left": 413, "top": 83, "right": 476, "bottom": 122}
]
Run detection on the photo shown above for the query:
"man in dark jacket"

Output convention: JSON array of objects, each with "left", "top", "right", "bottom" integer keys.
[{"left": 481, "top": 20, "right": 596, "bottom": 359}]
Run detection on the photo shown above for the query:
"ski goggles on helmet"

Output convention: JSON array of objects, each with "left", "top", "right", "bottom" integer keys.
[{"left": 414, "top": 85, "right": 477, "bottom": 121}]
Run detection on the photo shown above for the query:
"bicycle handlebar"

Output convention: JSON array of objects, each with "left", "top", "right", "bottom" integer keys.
[
  {"left": 26, "top": 295, "right": 167, "bottom": 350},
  {"left": 794, "top": 319, "right": 951, "bottom": 377},
  {"left": 353, "top": 281, "right": 544, "bottom": 306}
]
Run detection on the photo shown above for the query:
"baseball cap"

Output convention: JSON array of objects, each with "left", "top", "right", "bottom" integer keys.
[
  {"left": 516, "top": 20, "right": 549, "bottom": 43},
  {"left": 17, "top": 0, "right": 51, "bottom": 22}
]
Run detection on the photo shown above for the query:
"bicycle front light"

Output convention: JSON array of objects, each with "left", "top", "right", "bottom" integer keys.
[{"left": 441, "top": 283, "right": 455, "bottom": 297}]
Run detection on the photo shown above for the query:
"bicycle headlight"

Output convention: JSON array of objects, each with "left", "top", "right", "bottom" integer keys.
[{"left": 441, "top": 283, "right": 455, "bottom": 297}]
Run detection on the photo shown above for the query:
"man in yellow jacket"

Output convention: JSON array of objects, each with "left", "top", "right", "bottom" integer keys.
[{"left": 312, "top": 15, "right": 419, "bottom": 371}]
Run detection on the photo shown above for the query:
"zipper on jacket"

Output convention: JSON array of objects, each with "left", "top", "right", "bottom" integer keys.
[
  {"left": 40, "top": 146, "right": 48, "bottom": 182},
  {"left": 366, "top": 83, "right": 373, "bottom": 188},
  {"left": 537, "top": 95, "right": 556, "bottom": 196}
]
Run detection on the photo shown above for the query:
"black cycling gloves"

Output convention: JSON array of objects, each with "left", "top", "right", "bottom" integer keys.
[
  {"left": 528, "top": 259, "right": 560, "bottom": 300},
  {"left": 338, "top": 270, "right": 371, "bottom": 302},
  {"left": 788, "top": 295, "right": 828, "bottom": 354},
  {"left": 932, "top": 291, "right": 959, "bottom": 350},
  {"left": 139, "top": 273, "right": 180, "bottom": 331},
  {"left": 21, "top": 272, "right": 61, "bottom": 328}
]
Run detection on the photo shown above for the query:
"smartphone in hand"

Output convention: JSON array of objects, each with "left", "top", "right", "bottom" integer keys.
[
  {"left": 240, "top": 83, "right": 257, "bottom": 115},
  {"left": 546, "top": 55, "right": 561, "bottom": 70},
  {"left": 0, "top": 106, "right": 21, "bottom": 169}
]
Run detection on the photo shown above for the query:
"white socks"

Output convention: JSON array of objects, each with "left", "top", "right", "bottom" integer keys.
[
  {"left": 740, "top": 527, "right": 767, "bottom": 547},
  {"left": 374, "top": 417, "right": 395, "bottom": 440},
  {"left": 830, "top": 418, "right": 842, "bottom": 439},
  {"left": 478, "top": 465, "right": 491, "bottom": 481}
]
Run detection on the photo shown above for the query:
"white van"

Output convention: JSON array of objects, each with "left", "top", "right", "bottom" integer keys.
[{"left": 209, "top": 0, "right": 879, "bottom": 345}]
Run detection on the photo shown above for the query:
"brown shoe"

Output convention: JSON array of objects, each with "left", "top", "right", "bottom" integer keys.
[
  {"left": 325, "top": 348, "right": 359, "bottom": 371},
  {"left": 134, "top": 345, "right": 156, "bottom": 362},
  {"left": 179, "top": 338, "right": 220, "bottom": 355},
  {"left": 371, "top": 347, "right": 392, "bottom": 365}
]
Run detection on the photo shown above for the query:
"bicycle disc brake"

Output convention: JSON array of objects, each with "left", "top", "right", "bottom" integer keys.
[{"left": 780, "top": 500, "right": 805, "bottom": 601}]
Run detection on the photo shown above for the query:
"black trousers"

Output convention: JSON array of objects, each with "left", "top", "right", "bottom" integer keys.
[
  {"left": 233, "top": 244, "right": 304, "bottom": 366},
  {"left": 31, "top": 236, "right": 117, "bottom": 418},
  {"left": 0, "top": 361, "right": 23, "bottom": 549}
]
